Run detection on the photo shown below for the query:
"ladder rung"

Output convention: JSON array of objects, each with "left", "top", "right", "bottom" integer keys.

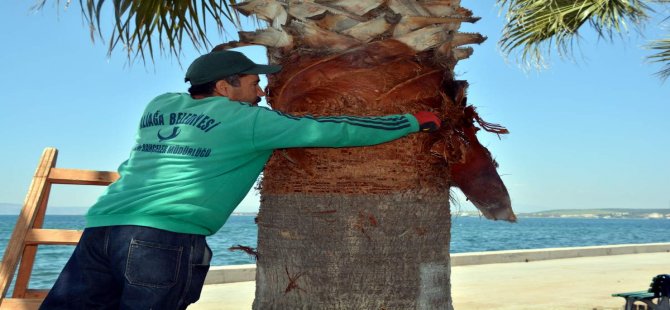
[
  {"left": 48, "top": 168, "right": 119, "bottom": 185},
  {"left": 25, "top": 229, "right": 82, "bottom": 245},
  {"left": 24, "top": 289, "right": 48, "bottom": 299},
  {"left": 0, "top": 298, "right": 43, "bottom": 309}
]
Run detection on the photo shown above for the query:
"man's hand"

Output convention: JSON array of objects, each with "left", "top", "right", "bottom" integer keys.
[{"left": 412, "top": 111, "right": 441, "bottom": 133}]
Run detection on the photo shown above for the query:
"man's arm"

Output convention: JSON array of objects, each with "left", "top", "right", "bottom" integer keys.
[{"left": 251, "top": 107, "right": 438, "bottom": 151}]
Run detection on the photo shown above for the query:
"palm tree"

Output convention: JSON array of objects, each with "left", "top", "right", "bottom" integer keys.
[
  {"left": 35, "top": 0, "right": 669, "bottom": 308},
  {"left": 498, "top": 0, "right": 670, "bottom": 79},
  {"left": 229, "top": 3, "right": 516, "bottom": 307}
]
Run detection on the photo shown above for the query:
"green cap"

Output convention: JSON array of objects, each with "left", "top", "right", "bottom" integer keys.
[{"left": 184, "top": 50, "right": 282, "bottom": 85}]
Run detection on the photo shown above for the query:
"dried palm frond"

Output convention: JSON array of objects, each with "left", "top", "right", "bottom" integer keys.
[{"left": 33, "top": 0, "right": 670, "bottom": 80}]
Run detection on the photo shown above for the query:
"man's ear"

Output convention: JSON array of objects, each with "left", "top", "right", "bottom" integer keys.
[{"left": 214, "top": 80, "right": 231, "bottom": 97}]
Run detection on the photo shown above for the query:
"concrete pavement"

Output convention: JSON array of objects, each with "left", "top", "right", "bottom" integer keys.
[
  {"left": 191, "top": 251, "right": 670, "bottom": 309},
  {"left": 450, "top": 252, "right": 669, "bottom": 309}
]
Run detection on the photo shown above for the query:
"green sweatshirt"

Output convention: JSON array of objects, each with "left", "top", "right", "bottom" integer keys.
[{"left": 86, "top": 93, "right": 419, "bottom": 235}]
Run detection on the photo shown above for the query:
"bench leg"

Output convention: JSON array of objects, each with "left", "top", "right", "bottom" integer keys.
[
  {"left": 643, "top": 299, "right": 656, "bottom": 309},
  {"left": 656, "top": 297, "right": 670, "bottom": 310}
]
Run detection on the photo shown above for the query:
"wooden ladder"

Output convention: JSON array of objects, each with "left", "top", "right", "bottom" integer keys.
[{"left": 0, "top": 148, "right": 119, "bottom": 309}]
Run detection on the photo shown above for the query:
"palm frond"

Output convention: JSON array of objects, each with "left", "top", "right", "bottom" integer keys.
[
  {"left": 497, "top": 0, "right": 652, "bottom": 67},
  {"left": 35, "top": 0, "right": 240, "bottom": 63},
  {"left": 647, "top": 38, "right": 670, "bottom": 80}
]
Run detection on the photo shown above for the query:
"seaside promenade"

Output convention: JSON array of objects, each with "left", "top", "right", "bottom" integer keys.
[{"left": 190, "top": 243, "right": 670, "bottom": 309}]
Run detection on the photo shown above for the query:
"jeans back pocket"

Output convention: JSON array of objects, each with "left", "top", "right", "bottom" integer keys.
[{"left": 125, "top": 239, "right": 183, "bottom": 288}]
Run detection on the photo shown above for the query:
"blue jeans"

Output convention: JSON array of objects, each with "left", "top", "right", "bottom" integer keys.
[{"left": 40, "top": 225, "right": 211, "bottom": 310}]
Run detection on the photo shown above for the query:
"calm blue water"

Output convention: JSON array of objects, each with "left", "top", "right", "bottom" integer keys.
[{"left": 1, "top": 215, "right": 669, "bottom": 290}]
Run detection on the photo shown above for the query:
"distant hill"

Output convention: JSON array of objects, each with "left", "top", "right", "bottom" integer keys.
[
  {"left": 0, "top": 203, "right": 88, "bottom": 215},
  {"left": 5, "top": 203, "right": 661, "bottom": 219},
  {"left": 519, "top": 208, "right": 670, "bottom": 219},
  {"left": 231, "top": 212, "right": 258, "bottom": 216},
  {"left": 0, "top": 203, "right": 21, "bottom": 214}
]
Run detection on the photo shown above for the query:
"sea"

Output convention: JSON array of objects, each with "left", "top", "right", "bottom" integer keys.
[{"left": 1, "top": 215, "right": 669, "bottom": 292}]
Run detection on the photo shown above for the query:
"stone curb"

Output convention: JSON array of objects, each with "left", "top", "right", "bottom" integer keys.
[{"left": 204, "top": 242, "right": 670, "bottom": 284}]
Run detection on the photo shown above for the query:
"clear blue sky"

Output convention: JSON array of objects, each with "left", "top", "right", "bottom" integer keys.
[{"left": 1, "top": 1, "right": 668, "bottom": 213}]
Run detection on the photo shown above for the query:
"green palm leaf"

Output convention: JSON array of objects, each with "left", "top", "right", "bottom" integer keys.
[
  {"left": 497, "top": 0, "right": 651, "bottom": 64},
  {"left": 647, "top": 38, "right": 670, "bottom": 80},
  {"left": 34, "top": 0, "right": 239, "bottom": 62},
  {"left": 497, "top": 0, "right": 670, "bottom": 79}
]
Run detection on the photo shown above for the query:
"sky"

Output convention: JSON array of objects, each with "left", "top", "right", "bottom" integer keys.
[{"left": 0, "top": 1, "right": 668, "bottom": 214}]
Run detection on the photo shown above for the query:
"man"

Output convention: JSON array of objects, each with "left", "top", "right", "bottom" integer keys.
[{"left": 40, "top": 50, "right": 441, "bottom": 309}]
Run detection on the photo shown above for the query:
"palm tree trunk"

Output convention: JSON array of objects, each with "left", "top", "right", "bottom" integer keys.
[
  {"left": 217, "top": 1, "right": 514, "bottom": 308},
  {"left": 253, "top": 40, "right": 454, "bottom": 307},
  {"left": 254, "top": 193, "right": 451, "bottom": 309}
]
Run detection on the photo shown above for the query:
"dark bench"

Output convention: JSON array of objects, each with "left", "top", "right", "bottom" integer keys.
[
  {"left": 613, "top": 274, "right": 670, "bottom": 310},
  {"left": 612, "top": 291, "right": 667, "bottom": 310}
]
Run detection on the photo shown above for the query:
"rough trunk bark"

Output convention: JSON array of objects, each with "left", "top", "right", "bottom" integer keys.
[
  {"left": 254, "top": 193, "right": 452, "bottom": 309},
  {"left": 255, "top": 111, "right": 452, "bottom": 308}
]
